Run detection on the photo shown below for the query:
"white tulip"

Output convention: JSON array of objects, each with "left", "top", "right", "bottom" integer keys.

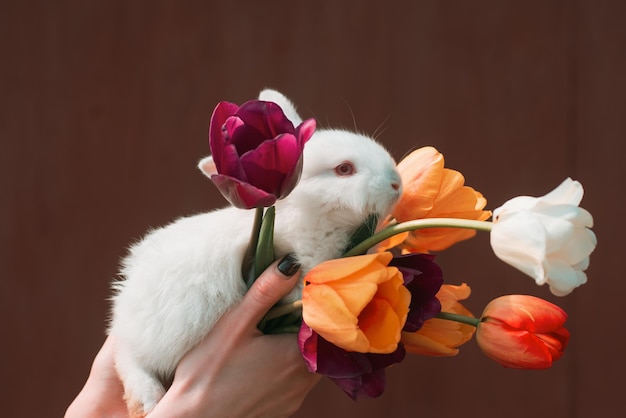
[{"left": 490, "top": 178, "right": 597, "bottom": 296}]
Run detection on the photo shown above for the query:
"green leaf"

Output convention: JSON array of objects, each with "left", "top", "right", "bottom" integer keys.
[
  {"left": 343, "top": 213, "right": 379, "bottom": 255},
  {"left": 242, "top": 207, "right": 265, "bottom": 287},
  {"left": 251, "top": 206, "right": 276, "bottom": 285}
]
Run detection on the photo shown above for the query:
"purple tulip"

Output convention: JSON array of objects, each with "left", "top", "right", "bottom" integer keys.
[
  {"left": 298, "top": 323, "right": 406, "bottom": 399},
  {"left": 389, "top": 253, "right": 443, "bottom": 332},
  {"left": 208, "top": 100, "right": 316, "bottom": 209},
  {"left": 296, "top": 253, "right": 442, "bottom": 399}
]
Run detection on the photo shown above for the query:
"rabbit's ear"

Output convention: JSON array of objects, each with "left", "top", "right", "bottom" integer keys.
[
  {"left": 258, "top": 89, "right": 303, "bottom": 125},
  {"left": 198, "top": 156, "right": 217, "bottom": 178}
]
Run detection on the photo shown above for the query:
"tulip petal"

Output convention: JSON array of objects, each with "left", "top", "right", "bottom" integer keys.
[
  {"left": 535, "top": 328, "right": 570, "bottom": 361},
  {"left": 402, "top": 328, "right": 460, "bottom": 356},
  {"left": 393, "top": 147, "right": 445, "bottom": 220},
  {"left": 477, "top": 295, "right": 570, "bottom": 368},
  {"left": 236, "top": 101, "right": 295, "bottom": 144},
  {"left": 230, "top": 122, "right": 279, "bottom": 159},
  {"left": 545, "top": 261, "right": 587, "bottom": 296},
  {"left": 239, "top": 134, "right": 301, "bottom": 195},
  {"left": 482, "top": 295, "right": 568, "bottom": 331},
  {"left": 358, "top": 298, "right": 403, "bottom": 353},
  {"left": 376, "top": 272, "right": 408, "bottom": 307},
  {"left": 302, "top": 284, "right": 371, "bottom": 352},
  {"left": 556, "top": 228, "right": 597, "bottom": 265},
  {"left": 208, "top": 101, "right": 240, "bottom": 166},
  {"left": 389, "top": 147, "right": 490, "bottom": 252},
  {"left": 325, "top": 280, "right": 380, "bottom": 317},
  {"left": 304, "top": 253, "right": 392, "bottom": 285},
  {"left": 493, "top": 196, "right": 539, "bottom": 216},
  {"left": 405, "top": 317, "right": 475, "bottom": 354},
  {"left": 327, "top": 345, "right": 404, "bottom": 399},
  {"left": 208, "top": 110, "right": 249, "bottom": 180},
  {"left": 298, "top": 323, "right": 319, "bottom": 373},
  {"left": 438, "top": 283, "right": 472, "bottom": 310},
  {"left": 209, "top": 174, "right": 277, "bottom": 209},
  {"left": 303, "top": 324, "right": 372, "bottom": 378},
  {"left": 404, "top": 227, "right": 479, "bottom": 253},
  {"left": 573, "top": 256, "right": 590, "bottom": 271},
  {"left": 389, "top": 253, "right": 443, "bottom": 331},
  {"left": 477, "top": 322, "right": 555, "bottom": 369},
  {"left": 536, "top": 205, "right": 594, "bottom": 228},
  {"left": 541, "top": 177, "right": 583, "bottom": 206},
  {"left": 331, "top": 369, "right": 386, "bottom": 400},
  {"left": 402, "top": 283, "right": 476, "bottom": 356},
  {"left": 403, "top": 316, "right": 476, "bottom": 356},
  {"left": 318, "top": 331, "right": 405, "bottom": 379},
  {"left": 213, "top": 142, "right": 247, "bottom": 181},
  {"left": 535, "top": 215, "right": 576, "bottom": 255},
  {"left": 298, "top": 323, "right": 405, "bottom": 399},
  {"left": 491, "top": 211, "right": 549, "bottom": 281},
  {"left": 429, "top": 169, "right": 468, "bottom": 212}
]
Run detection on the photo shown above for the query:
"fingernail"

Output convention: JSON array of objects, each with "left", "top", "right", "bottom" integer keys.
[{"left": 277, "top": 254, "right": 300, "bottom": 277}]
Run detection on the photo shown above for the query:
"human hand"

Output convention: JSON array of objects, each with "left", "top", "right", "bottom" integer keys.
[
  {"left": 64, "top": 336, "right": 129, "bottom": 417},
  {"left": 66, "top": 255, "right": 320, "bottom": 418},
  {"left": 148, "top": 254, "right": 320, "bottom": 417}
]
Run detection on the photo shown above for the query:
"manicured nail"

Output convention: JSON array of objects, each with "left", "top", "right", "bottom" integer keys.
[{"left": 277, "top": 254, "right": 300, "bottom": 277}]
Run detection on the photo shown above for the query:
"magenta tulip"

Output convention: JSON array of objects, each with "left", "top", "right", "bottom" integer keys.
[{"left": 208, "top": 100, "right": 316, "bottom": 209}]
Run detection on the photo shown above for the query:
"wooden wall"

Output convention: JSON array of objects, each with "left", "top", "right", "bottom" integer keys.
[{"left": 2, "top": 1, "right": 625, "bottom": 417}]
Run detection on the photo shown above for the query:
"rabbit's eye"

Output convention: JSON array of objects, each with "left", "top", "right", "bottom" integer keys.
[{"left": 334, "top": 162, "right": 355, "bottom": 176}]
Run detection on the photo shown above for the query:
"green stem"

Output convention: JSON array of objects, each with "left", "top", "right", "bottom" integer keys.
[
  {"left": 343, "top": 218, "right": 493, "bottom": 257},
  {"left": 263, "top": 300, "right": 303, "bottom": 323},
  {"left": 436, "top": 311, "right": 481, "bottom": 327},
  {"left": 242, "top": 207, "right": 265, "bottom": 286},
  {"left": 258, "top": 300, "right": 303, "bottom": 332},
  {"left": 253, "top": 206, "right": 275, "bottom": 281},
  {"left": 264, "top": 325, "right": 302, "bottom": 334},
  {"left": 250, "top": 206, "right": 265, "bottom": 248}
]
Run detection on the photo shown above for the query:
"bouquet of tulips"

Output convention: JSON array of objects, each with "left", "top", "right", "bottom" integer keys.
[{"left": 204, "top": 95, "right": 597, "bottom": 399}]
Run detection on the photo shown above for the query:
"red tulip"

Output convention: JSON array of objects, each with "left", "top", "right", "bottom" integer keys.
[{"left": 476, "top": 295, "right": 570, "bottom": 368}]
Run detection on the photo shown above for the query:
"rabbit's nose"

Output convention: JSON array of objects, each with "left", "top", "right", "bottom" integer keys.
[{"left": 391, "top": 182, "right": 400, "bottom": 191}]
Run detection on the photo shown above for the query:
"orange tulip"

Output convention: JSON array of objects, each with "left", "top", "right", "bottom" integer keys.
[
  {"left": 402, "top": 283, "right": 476, "bottom": 356},
  {"left": 476, "top": 295, "right": 570, "bottom": 368},
  {"left": 302, "top": 252, "right": 410, "bottom": 354},
  {"left": 386, "top": 147, "right": 491, "bottom": 253}
]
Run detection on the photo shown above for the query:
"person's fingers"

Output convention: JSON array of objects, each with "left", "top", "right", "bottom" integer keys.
[
  {"left": 234, "top": 254, "right": 301, "bottom": 328},
  {"left": 89, "top": 336, "right": 116, "bottom": 377}
]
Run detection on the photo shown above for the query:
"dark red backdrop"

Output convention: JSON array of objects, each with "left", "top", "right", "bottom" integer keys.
[{"left": 2, "top": 1, "right": 625, "bottom": 417}]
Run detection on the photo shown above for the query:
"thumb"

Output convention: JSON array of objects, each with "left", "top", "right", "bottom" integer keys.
[{"left": 236, "top": 254, "right": 302, "bottom": 328}]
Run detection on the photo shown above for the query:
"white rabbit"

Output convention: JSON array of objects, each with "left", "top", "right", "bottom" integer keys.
[{"left": 108, "top": 90, "right": 402, "bottom": 416}]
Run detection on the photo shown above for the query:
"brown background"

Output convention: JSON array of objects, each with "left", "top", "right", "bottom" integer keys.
[{"left": 2, "top": 1, "right": 625, "bottom": 417}]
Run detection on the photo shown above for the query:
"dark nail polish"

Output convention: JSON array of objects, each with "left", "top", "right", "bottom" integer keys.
[{"left": 278, "top": 254, "right": 300, "bottom": 277}]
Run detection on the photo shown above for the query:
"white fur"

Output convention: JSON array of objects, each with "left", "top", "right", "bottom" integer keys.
[{"left": 108, "top": 90, "right": 402, "bottom": 414}]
